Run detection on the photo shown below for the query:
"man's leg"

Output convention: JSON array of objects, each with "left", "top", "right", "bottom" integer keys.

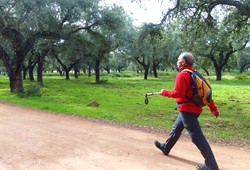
[
  {"left": 181, "top": 112, "right": 219, "bottom": 170},
  {"left": 155, "top": 112, "right": 184, "bottom": 155}
]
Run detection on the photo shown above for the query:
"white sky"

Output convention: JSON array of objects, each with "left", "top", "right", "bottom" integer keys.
[{"left": 102, "top": 0, "right": 173, "bottom": 26}]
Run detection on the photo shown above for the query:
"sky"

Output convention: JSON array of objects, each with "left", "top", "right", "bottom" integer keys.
[{"left": 103, "top": 0, "right": 173, "bottom": 26}]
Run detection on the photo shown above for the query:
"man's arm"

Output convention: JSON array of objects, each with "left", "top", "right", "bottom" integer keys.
[{"left": 208, "top": 100, "right": 220, "bottom": 118}]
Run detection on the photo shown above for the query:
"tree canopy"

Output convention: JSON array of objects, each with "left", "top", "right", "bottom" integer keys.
[
  {"left": 0, "top": 0, "right": 249, "bottom": 93},
  {"left": 0, "top": 0, "right": 133, "bottom": 91}
]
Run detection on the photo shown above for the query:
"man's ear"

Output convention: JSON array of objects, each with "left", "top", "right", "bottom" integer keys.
[{"left": 181, "top": 60, "right": 186, "bottom": 66}]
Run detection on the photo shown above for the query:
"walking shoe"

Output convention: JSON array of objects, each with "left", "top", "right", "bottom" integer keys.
[
  {"left": 195, "top": 164, "right": 219, "bottom": 170},
  {"left": 195, "top": 164, "right": 210, "bottom": 170},
  {"left": 154, "top": 140, "right": 168, "bottom": 155}
]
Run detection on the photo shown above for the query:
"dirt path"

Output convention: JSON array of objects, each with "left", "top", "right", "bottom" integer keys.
[{"left": 0, "top": 102, "right": 249, "bottom": 170}]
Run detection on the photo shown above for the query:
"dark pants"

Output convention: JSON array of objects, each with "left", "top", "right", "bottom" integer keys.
[{"left": 163, "top": 112, "right": 218, "bottom": 170}]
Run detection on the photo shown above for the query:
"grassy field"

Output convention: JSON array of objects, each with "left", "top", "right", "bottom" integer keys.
[{"left": 0, "top": 71, "right": 250, "bottom": 144}]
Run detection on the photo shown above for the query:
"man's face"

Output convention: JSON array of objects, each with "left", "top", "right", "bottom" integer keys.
[{"left": 177, "top": 56, "right": 185, "bottom": 69}]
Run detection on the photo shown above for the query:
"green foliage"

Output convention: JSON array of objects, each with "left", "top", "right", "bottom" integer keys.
[
  {"left": 237, "top": 48, "right": 250, "bottom": 73},
  {"left": 25, "top": 85, "right": 42, "bottom": 97},
  {"left": 134, "top": 24, "right": 167, "bottom": 64},
  {"left": 17, "top": 85, "right": 42, "bottom": 98},
  {"left": 107, "top": 71, "right": 140, "bottom": 78},
  {"left": 171, "top": 0, "right": 250, "bottom": 81},
  {"left": 234, "top": 74, "right": 247, "bottom": 80}
]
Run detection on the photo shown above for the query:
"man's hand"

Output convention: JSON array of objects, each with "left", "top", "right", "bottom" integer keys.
[
  {"left": 211, "top": 111, "right": 220, "bottom": 118},
  {"left": 160, "top": 89, "right": 165, "bottom": 94}
]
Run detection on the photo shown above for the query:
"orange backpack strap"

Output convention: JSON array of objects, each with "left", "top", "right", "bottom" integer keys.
[{"left": 182, "top": 69, "right": 193, "bottom": 73}]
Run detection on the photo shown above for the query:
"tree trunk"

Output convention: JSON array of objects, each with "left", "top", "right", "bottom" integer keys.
[
  {"left": 153, "top": 64, "right": 158, "bottom": 78},
  {"left": 240, "top": 63, "right": 249, "bottom": 73},
  {"left": 0, "top": 28, "right": 26, "bottom": 93},
  {"left": 65, "top": 69, "right": 70, "bottom": 80},
  {"left": 117, "top": 66, "right": 124, "bottom": 73},
  {"left": 29, "top": 65, "right": 35, "bottom": 81},
  {"left": 37, "top": 56, "right": 44, "bottom": 86},
  {"left": 95, "top": 59, "right": 101, "bottom": 83},
  {"left": 56, "top": 67, "right": 63, "bottom": 76},
  {"left": 22, "top": 64, "right": 28, "bottom": 80},
  {"left": 201, "top": 67, "right": 209, "bottom": 76},
  {"left": 23, "top": 70, "right": 27, "bottom": 80},
  {"left": 82, "top": 68, "right": 86, "bottom": 73},
  {"left": 74, "top": 67, "right": 79, "bottom": 79},
  {"left": 95, "top": 49, "right": 105, "bottom": 83},
  {"left": 215, "top": 67, "right": 222, "bottom": 81},
  {"left": 9, "top": 71, "right": 24, "bottom": 93},
  {"left": 88, "top": 65, "right": 91, "bottom": 77},
  {"left": 55, "top": 54, "right": 79, "bottom": 80},
  {"left": 8, "top": 58, "right": 25, "bottom": 93},
  {"left": 144, "top": 65, "right": 149, "bottom": 80},
  {"left": 135, "top": 58, "right": 150, "bottom": 80},
  {"left": 37, "top": 48, "right": 49, "bottom": 85},
  {"left": 103, "top": 65, "right": 110, "bottom": 74}
]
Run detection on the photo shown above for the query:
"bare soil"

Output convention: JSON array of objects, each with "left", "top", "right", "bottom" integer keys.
[{"left": 0, "top": 102, "right": 249, "bottom": 170}]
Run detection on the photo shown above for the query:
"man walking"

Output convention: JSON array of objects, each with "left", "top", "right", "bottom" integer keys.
[{"left": 154, "top": 52, "right": 220, "bottom": 170}]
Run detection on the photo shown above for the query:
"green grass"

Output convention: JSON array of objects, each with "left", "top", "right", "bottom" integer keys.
[{"left": 0, "top": 71, "right": 250, "bottom": 143}]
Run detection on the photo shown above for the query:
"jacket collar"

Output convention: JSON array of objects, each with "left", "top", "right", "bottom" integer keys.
[{"left": 178, "top": 65, "right": 193, "bottom": 72}]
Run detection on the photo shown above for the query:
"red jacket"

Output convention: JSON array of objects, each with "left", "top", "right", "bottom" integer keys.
[{"left": 161, "top": 66, "right": 218, "bottom": 114}]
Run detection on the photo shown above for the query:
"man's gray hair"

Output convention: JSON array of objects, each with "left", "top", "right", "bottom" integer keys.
[{"left": 179, "top": 52, "right": 195, "bottom": 66}]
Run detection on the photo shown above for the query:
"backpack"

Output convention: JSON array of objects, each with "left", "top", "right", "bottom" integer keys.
[{"left": 183, "top": 69, "right": 212, "bottom": 107}]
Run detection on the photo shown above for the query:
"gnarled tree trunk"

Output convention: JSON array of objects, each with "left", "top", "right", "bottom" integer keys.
[
  {"left": 0, "top": 27, "right": 26, "bottom": 93},
  {"left": 9, "top": 70, "right": 24, "bottom": 93}
]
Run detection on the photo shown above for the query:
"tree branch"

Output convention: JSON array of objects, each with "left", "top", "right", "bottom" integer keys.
[
  {"left": 209, "top": 0, "right": 250, "bottom": 17},
  {"left": 160, "top": 0, "right": 249, "bottom": 25},
  {"left": 0, "top": 44, "right": 10, "bottom": 69},
  {"left": 159, "top": 0, "right": 180, "bottom": 25},
  {"left": 0, "top": 15, "right": 8, "bottom": 27}
]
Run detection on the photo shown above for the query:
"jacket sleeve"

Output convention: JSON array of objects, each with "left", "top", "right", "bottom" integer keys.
[
  {"left": 207, "top": 100, "right": 218, "bottom": 113},
  {"left": 161, "top": 73, "right": 187, "bottom": 98}
]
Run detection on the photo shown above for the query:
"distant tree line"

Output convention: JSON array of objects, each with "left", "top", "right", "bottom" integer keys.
[{"left": 0, "top": 0, "right": 249, "bottom": 93}]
